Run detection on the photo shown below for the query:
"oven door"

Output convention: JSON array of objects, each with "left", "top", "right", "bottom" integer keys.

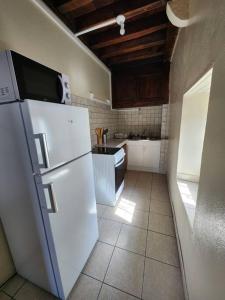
[
  {"left": 115, "top": 156, "right": 126, "bottom": 193},
  {"left": 10, "top": 51, "right": 70, "bottom": 104}
]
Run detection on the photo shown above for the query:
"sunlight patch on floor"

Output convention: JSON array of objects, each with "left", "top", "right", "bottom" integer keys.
[{"left": 115, "top": 197, "right": 136, "bottom": 223}]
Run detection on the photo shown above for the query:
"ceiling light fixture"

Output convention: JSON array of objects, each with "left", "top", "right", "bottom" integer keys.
[{"left": 116, "top": 15, "right": 126, "bottom": 36}]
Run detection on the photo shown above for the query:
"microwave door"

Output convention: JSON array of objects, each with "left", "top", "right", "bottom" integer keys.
[
  {"left": 21, "top": 100, "right": 91, "bottom": 174},
  {"left": 10, "top": 50, "right": 62, "bottom": 103}
]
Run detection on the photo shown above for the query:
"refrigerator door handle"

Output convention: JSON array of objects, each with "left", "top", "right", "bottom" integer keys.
[
  {"left": 43, "top": 183, "right": 58, "bottom": 213},
  {"left": 34, "top": 133, "right": 50, "bottom": 169}
]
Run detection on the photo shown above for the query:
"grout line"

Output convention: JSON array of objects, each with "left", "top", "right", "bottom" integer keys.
[
  {"left": 100, "top": 216, "right": 148, "bottom": 231},
  {"left": 103, "top": 282, "right": 141, "bottom": 299},
  {"left": 97, "top": 219, "right": 123, "bottom": 300},
  {"left": 141, "top": 173, "right": 153, "bottom": 299},
  {"left": 146, "top": 256, "right": 180, "bottom": 269},
  {"left": 147, "top": 229, "right": 176, "bottom": 238},
  {"left": 1, "top": 276, "right": 27, "bottom": 300}
]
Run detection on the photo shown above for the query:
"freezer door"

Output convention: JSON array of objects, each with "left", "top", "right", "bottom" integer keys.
[
  {"left": 36, "top": 153, "right": 98, "bottom": 299},
  {"left": 21, "top": 100, "right": 91, "bottom": 174}
]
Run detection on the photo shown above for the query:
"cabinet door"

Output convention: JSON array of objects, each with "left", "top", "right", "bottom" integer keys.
[
  {"left": 127, "top": 143, "right": 143, "bottom": 168},
  {"left": 143, "top": 142, "right": 160, "bottom": 171}
]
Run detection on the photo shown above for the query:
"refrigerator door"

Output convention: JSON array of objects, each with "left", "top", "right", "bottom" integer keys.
[
  {"left": 21, "top": 100, "right": 91, "bottom": 174},
  {"left": 36, "top": 153, "right": 98, "bottom": 299}
]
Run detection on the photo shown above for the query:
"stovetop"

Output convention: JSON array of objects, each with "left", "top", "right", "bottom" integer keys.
[{"left": 92, "top": 147, "right": 120, "bottom": 155}]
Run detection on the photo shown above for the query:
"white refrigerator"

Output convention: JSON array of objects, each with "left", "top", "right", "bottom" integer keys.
[{"left": 0, "top": 100, "right": 98, "bottom": 299}]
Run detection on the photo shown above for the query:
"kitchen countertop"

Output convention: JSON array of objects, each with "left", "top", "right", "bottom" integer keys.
[
  {"left": 95, "top": 138, "right": 164, "bottom": 148},
  {"left": 95, "top": 139, "right": 127, "bottom": 148}
]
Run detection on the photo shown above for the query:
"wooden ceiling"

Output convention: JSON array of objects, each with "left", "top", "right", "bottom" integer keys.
[{"left": 43, "top": 0, "right": 177, "bottom": 69}]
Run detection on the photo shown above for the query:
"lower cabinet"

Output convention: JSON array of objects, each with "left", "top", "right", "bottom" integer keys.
[{"left": 127, "top": 140, "right": 161, "bottom": 173}]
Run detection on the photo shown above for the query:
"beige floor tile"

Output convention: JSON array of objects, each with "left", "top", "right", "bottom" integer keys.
[
  {"left": 117, "top": 224, "right": 147, "bottom": 255},
  {"left": 98, "top": 284, "right": 138, "bottom": 300},
  {"left": 96, "top": 204, "right": 108, "bottom": 218},
  {"left": 148, "top": 213, "right": 175, "bottom": 236},
  {"left": 1, "top": 274, "right": 25, "bottom": 297},
  {"left": 150, "top": 199, "right": 172, "bottom": 216},
  {"left": 104, "top": 248, "right": 145, "bottom": 298},
  {"left": 146, "top": 231, "right": 179, "bottom": 267},
  {"left": 14, "top": 282, "right": 57, "bottom": 300},
  {"left": 128, "top": 190, "right": 150, "bottom": 212},
  {"left": 152, "top": 174, "right": 167, "bottom": 185},
  {"left": 127, "top": 210, "right": 149, "bottom": 229},
  {"left": 68, "top": 274, "right": 101, "bottom": 300},
  {"left": 0, "top": 292, "right": 11, "bottom": 300},
  {"left": 151, "top": 187, "right": 169, "bottom": 202},
  {"left": 103, "top": 199, "right": 149, "bottom": 229},
  {"left": 102, "top": 206, "right": 125, "bottom": 223},
  {"left": 83, "top": 241, "right": 114, "bottom": 281},
  {"left": 142, "top": 258, "right": 184, "bottom": 300},
  {"left": 99, "top": 219, "right": 122, "bottom": 245}
]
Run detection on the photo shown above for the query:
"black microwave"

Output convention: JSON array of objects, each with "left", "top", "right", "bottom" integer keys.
[{"left": 0, "top": 50, "right": 71, "bottom": 104}]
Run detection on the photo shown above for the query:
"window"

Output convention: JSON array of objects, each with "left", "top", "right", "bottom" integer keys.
[{"left": 177, "top": 69, "right": 212, "bottom": 227}]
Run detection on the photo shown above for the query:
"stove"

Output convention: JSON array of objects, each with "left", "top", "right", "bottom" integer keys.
[
  {"left": 92, "top": 147, "right": 120, "bottom": 155},
  {"left": 92, "top": 146, "right": 126, "bottom": 206}
]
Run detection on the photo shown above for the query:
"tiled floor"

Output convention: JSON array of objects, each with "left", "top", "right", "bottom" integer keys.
[{"left": 0, "top": 171, "right": 184, "bottom": 300}]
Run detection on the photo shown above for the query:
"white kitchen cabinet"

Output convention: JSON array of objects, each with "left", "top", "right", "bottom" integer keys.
[
  {"left": 127, "top": 140, "right": 161, "bottom": 173},
  {"left": 127, "top": 142, "right": 143, "bottom": 167}
]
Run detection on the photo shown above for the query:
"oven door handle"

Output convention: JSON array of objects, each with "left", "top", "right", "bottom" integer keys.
[{"left": 115, "top": 157, "right": 125, "bottom": 168}]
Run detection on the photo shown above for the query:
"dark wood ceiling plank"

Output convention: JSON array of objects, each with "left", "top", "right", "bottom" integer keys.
[
  {"left": 59, "top": 0, "right": 118, "bottom": 18},
  {"left": 92, "top": 23, "right": 168, "bottom": 49},
  {"left": 107, "top": 49, "right": 164, "bottom": 65},
  {"left": 101, "top": 40, "right": 165, "bottom": 59},
  {"left": 42, "top": 0, "right": 75, "bottom": 31},
  {"left": 58, "top": 0, "right": 93, "bottom": 14},
  {"left": 74, "top": 1, "right": 164, "bottom": 33},
  {"left": 98, "top": 31, "right": 166, "bottom": 58}
]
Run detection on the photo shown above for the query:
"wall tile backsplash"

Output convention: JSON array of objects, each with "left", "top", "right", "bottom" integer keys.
[
  {"left": 117, "top": 106, "right": 162, "bottom": 137},
  {"left": 72, "top": 95, "right": 169, "bottom": 173}
]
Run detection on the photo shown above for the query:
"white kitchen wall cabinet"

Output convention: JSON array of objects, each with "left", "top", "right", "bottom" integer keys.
[{"left": 127, "top": 140, "right": 161, "bottom": 173}]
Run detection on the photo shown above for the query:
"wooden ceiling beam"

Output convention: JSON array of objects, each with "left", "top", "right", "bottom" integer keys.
[
  {"left": 58, "top": 0, "right": 92, "bottom": 14},
  {"left": 74, "top": 1, "right": 164, "bottom": 33},
  {"left": 101, "top": 40, "right": 165, "bottom": 59},
  {"left": 92, "top": 23, "right": 168, "bottom": 49},
  {"left": 107, "top": 49, "right": 164, "bottom": 65},
  {"left": 58, "top": 0, "right": 118, "bottom": 18},
  {"left": 98, "top": 31, "right": 166, "bottom": 57}
]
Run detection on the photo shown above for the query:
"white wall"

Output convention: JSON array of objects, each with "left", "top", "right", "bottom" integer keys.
[
  {"left": 0, "top": 0, "right": 111, "bottom": 101},
  {"left": 168, "top": 0, "right": 225, "bottom": 299},
  {"left": 177, "top": 91, "right": 209, "bottom": 182}
]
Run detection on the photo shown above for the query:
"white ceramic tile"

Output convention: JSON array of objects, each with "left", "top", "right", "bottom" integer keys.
[
  {"left": 98, "top": 219, "right": 122, "bottom": 245},
  {"left": 148, "top": 213, "right": 175, "bottom": 236},
  {"left": 68, "top": 274, "right": 101, "bottom": 300},
  {"left": 2, "top": 275, "right": 25, "bottom": 297},
  {"left": 150, "top": 199, "right": 172, "bottom": 216},
  {"left": 83, "top": 241, "right": 114, "bottom": 281},
  {"left": 146, "top": 231, "right": 179, "bottom": 267},
  {"left": 98, "top": 284, "right": 138, "bottom": 300},
  {"left": 105, "top": 248, "right": 145, "bottom": 298},
  {"left": 142, "top": 258, "right": 184, "bottom": 300},
  {"left": 117, "top": 224, "right": 147, "bottom": 255},
  {"left": 14, "top": 282, "right": 57, "bottom": 300}
]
